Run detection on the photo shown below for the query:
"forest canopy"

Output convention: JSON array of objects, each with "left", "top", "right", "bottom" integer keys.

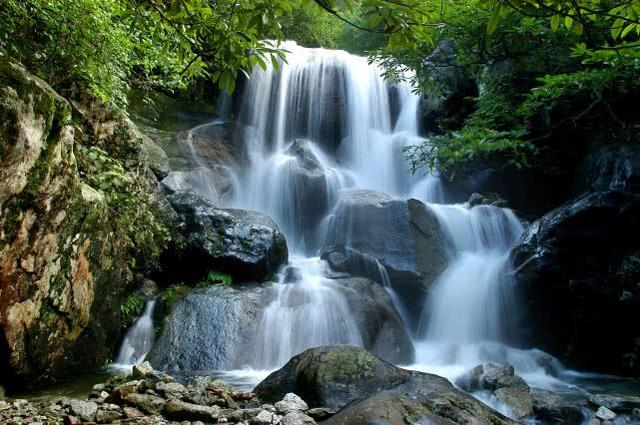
[{"left": 2, "top": 0, "right": 638, "bottom": 173}]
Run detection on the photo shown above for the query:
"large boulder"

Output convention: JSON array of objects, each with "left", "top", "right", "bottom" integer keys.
[
  {"left": 322, "top": 190, "right": 448, "bottom": 324},
  {"left": 255, "top": 345, "right": 514, "bottom": 424},
  {"left": 166, "top": 192, "right": 288, "bottom": 282},
  {"left": 511, "top": 189, "right": 640, "bottom": 375},
  {"left": 0, "top": 51, "right": 141, "bottom": 388},
  {"left": 148, "top": 285, "right": 266, "bottom": 371}
]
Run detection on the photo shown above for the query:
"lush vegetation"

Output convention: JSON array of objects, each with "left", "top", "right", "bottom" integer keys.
[{"left": 1, "top": 0, "right": 638, "bottom": 173}]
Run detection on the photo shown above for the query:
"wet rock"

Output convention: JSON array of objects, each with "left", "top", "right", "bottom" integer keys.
[
  {"left": 589, "top": 393, "right": 640, "bottom": 413},
  {"left": 322, "top": 190, "right": 448, "bottom": 324},
  {"left": 274, "top": 393, "right": 308, "bottom": 413},
  {"left": 511, "top": 190, "right": 640, "bottom": 375},
  {"left": 531, "top": 388, "right": 586, "bottom": 425},
  {"left": 323, "top": 373, "right": 515, "bottom": 425},
  {"left": 167, "top": 192, "right": 288, "bottom": 282},
  {"left": 331, "top": 277, "right": 415, "bottom": 364},
  {"left": 112, "top": 381, "right": 142, "bottom": 401},
  {"left": 132, "top": 361, "right": 154, "bottom": 379},
  {"left": 596, "top": 406, "right": 616, "bottom": 421},
  {"left": 456, "top": 363, "right": 532, "bottom": 419},
  {"left": 576, "top": 144, "right": 640, "bottom": 195},
  {"left": 254, "top": 344, "right": 506, "bottom": 424},
  {"left": 149, "top": 285, "right": 265, "bottom": 371},
  {"left": 163, "top": 399, "right": 221, "bottom": 422},
  {"left": 67, "top": 400, "right": 98, "bottom": 422}
]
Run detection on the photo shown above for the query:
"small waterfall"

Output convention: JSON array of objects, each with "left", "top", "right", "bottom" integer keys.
[
  {"left": 253, "top": 257, "right": 362, "bottom": 369},
  {"left": 115, "top": 300, "right": 156, "bottom": 366}
]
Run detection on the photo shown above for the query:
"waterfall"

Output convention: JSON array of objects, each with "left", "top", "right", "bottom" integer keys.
[
  {"left": 115, "top": 300, "right": 156, "bottom": 367},
  {"left": 175, "top": 41, "right": 559, "bottom": 386}
]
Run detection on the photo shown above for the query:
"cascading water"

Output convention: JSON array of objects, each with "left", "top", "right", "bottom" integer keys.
[
  {"left": 115, "top": 300, "right": 156, "bottom": 367},
  {"left": 179, "top": 42, "right": 567, "bottom": 393}
]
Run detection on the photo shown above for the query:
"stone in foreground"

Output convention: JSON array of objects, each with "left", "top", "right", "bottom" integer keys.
[{"left": 254, "top": 345, "right": 515, "bottom": 424}]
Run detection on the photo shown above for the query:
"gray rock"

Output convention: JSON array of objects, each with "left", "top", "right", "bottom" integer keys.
[
  {"left": 149, "top": 285, "right": 265, "bottom": 371},
  {"left": 274, "top": 393, "right": 308, "bottom": 413},
  {"left": 456, "top": 363, "right": 532, "bottom": 419},
  {"left": 96, "top": 408, "right": 123, "bottom": 424},
  {"left": 163, "top": 399, "right": 221, "bottom": 422},
  {"left": 322, "top": 190, "right": 448, "bottom": 324},
  {"left": 250, "top": 410, "right": 275, "bottom": 424},
  {"left": 596, "top": 406, "right": 616, "bottom": 421},
  {"left": 168, "top": 192, "right": 288, "bottom": 282},
  {"left": 281, "top": 409, "right": 315, "bottom": 425},
  {"left": 122, "top": 393, "right": 165, "bottom": 414},
  {"left": 141, "top": 134, "right": 170, "bottom": 179},
  {"left": 306, "top": 407, "right": 335, "bottom": 421},
  {"left": 67, "top": 400, "right": 98, "bottom": 422},
  {"left": 132, "top": 361, "right": 154, "bottom": 379},
  {"left": 589, "top": 393, "right": 640, "bottom": 413},
  {"left": 155, "top": 381, "right": 186, "bottom": 399},
  {"left": 331, "top": 277, "right": 415, "bottom": 364},
  {"left": 531, "top": 388, "right": 586, "bottom": 425}
]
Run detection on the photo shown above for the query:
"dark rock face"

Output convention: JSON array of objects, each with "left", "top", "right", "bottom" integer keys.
[
  {"left": 530, "top": 388, "right": 586, "bottom": 425},
  {"left": 332, "top": 278, "right": 415, "bottom": 364},
  {"left": 255, "top": 345, "right": 514, "bottom": 424},
  {"left": 322, "top": 190, "right": 448, "bottom": 326},
  {"left": 148, "top": 286, "right": 266, "bottom": 371},
  {"left": 166, "top": 192, "right": 288, "bottom": 283},
  {"left": 575, "top": 144, "right": 640, "bottom": 195},
  {"left": 511, "top": 189, "right": 640, "bottom": 375}
]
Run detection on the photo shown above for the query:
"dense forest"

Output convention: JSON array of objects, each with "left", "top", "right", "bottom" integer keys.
[{"left": 1, "top": 1, "right": 640, "bottom": 424}]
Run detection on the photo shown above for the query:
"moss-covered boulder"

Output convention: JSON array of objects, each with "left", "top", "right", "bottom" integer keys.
[
  {"left": 254, "top": 345, "right": 515, "bottom": 424},
  {"left": 0, "top": 51, "right": 168, "bottom": 389}
]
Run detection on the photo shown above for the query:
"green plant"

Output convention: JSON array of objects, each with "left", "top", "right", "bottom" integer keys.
[
  {"left": 207, "top": 271, "right": 233, "bottom": 286},
  {"left": 161, "top": 283, "right": 192, "bottom": 305},
  {"left": 120, "top": 294, "right": 144, "bottom": 327}
]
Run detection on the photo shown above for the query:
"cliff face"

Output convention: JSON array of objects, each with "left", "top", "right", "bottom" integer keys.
[{"left": 0, "top": 50, "right": 166, "bottom": 388}]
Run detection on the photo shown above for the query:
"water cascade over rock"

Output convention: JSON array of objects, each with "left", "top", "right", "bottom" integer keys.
[{"left": 147, "top": 42, "right": 570, "bottom": 403}]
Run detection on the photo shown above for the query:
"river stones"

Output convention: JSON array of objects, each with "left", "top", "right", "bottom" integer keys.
[{"left": 166, "top": 192, "right": 288, "bottom": 282}]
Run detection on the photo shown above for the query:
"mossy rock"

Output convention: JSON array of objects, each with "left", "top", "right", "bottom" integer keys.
[{"left": 254, "top": 345, "right": 451, "bottom": 410}]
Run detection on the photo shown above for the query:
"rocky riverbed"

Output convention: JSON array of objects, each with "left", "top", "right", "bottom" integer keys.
[{"left": 3, "top": 345, "right": 640, "bottom": 424}]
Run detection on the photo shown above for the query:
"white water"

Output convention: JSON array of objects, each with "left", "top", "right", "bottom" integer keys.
[
  {"left": 114, "top": 300, "right": 156, "bottom": 367},
  {"left": 121, "top": 42, "right": 572, "bottom": 395}
]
